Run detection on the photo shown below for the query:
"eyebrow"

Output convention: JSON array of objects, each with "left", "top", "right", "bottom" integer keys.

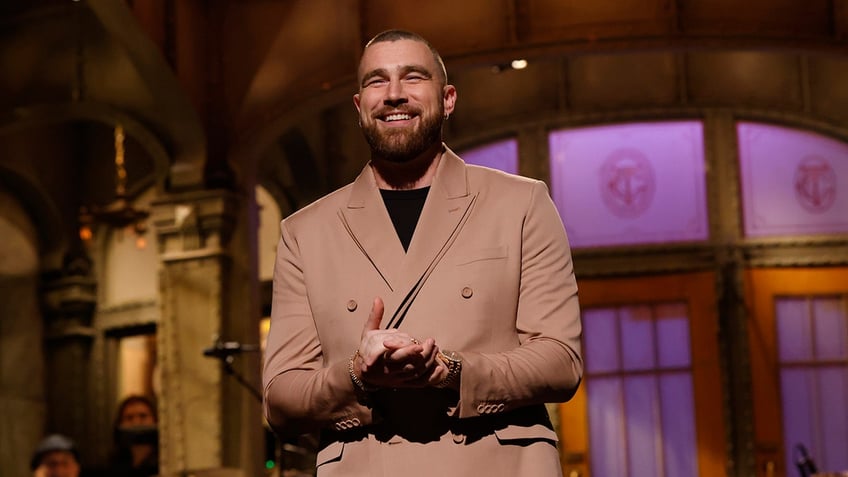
[{"left": 360, "top": 65, "right": 433, "bottom": 87}]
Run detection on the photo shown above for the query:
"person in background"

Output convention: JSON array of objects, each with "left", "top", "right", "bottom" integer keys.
[
  {"left": 30, "top": 434, "right": 81, "bottom": 477},
  {"left": 105, "top": 395, "right": 159, "bottom": 477}
]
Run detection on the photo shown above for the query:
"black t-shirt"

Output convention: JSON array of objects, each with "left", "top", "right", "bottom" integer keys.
[{"left": 379, "top": 187, "right": 430, "bottom": 252}]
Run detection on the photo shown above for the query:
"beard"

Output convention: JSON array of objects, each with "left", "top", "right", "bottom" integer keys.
[{"left": 362, "top": 105, "right": 444, "bottom": 163}]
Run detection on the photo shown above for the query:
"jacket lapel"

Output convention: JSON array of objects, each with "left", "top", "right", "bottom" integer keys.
[
  {"left": 400, "top": 148, "right": 475, "bottom": 294},
  {"left": 339, "top": 166, "right": 406, "bottom": 292},
  {"left": 338, "top": 147, "right": 476, "bottom": 312}
]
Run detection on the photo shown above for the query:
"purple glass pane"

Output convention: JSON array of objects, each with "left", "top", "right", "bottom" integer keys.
[
  {"left": 817, "top": 366, "right": 848, "bottom": 471},
  {"left": 776, "top": 298, "right": 813, "bottom": 362},
  {"left": 738, "top": 122, "right": 848, "bottom": 237},
  {"left": 624, "top": 375, "right": 662, "bottom": 477},
  {"left": 660, "top": 373, "right": 698, "bottom": 477},
  {"left": 549, "top": 121, "right": 708, "bottom": 248},
  {"left": 812, "top": 297, "right": 847, "bottom": 361},
  {"left": 620, "top": 306, "right": 655, "bottom": 371},
  {"left": 459, "top": 139, "right": 518, "bottom": 174},
  {"left": 584, "top": 308, "right": 620, "bottom": 373},
  {"left": 656, "top": 303, "right": 691, "bottom": 368},
  {"left": 781, "top": 368, "right": 817, "bottom": 475},
  {"left": 588, "top": 378, "right": 628, "bottom": 477}
]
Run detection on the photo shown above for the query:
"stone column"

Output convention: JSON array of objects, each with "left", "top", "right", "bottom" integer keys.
[
  {"left": 153, "top": 189, "right": 262, "bottom": 477},
  {"left": 41, "top": 264, "right": 98, "bottom": 452}
]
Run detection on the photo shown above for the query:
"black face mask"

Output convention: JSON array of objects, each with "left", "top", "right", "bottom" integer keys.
[{"left": 116, "top": 425, "right": 158, "bottom": 446}]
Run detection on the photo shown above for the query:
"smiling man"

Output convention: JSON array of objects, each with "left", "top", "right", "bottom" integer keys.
[{"left": 263, "top": 30, "right": 583, "bottom": 476}]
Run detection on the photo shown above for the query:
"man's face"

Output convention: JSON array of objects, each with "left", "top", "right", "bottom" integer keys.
[
  {"left": 354, "top": 39, "right": 456, "bottom": 163},
  {"left": 33, "top": 451, "right": 79, "bottom": 477}
]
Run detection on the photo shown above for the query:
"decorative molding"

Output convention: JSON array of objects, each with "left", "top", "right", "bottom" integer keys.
[
  {"left": 152, "top": 189, "right": 240, "bottom": 259},
  {"left": 573, "top": 244, "right": 716, "bottom": 278},
  {"left": 96, "top": 299, "right": 159, "bottom": 331}
]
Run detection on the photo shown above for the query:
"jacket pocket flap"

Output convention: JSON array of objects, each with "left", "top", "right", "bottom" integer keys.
[
  {"left": 455, "top": 246, "right": 508, "bottom": 265},
  {"left": 316, "top": 441, "right": 344, "bottom": 467},
  {"left": 494, "top": 424, "right": 559, "bottom": 443}
]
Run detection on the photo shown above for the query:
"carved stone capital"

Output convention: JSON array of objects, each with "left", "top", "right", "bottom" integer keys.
[
  {"left": 151, "top": 189, "right": 240, "bottom": 260},
  {"left": 41, "top": 274, "right": 98, "bottom": 340}
]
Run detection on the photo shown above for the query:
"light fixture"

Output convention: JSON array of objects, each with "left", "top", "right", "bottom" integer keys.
[
  {"left": 79, "top": 124, "right": 150, "bottom": 248},
  {"left": 491, "top": 59, "right": 530, "bottom": 73}
]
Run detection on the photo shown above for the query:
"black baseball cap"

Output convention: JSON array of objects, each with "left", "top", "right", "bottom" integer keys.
[{"left": 30, "top": 434, "right": 80, "bottom": 470}]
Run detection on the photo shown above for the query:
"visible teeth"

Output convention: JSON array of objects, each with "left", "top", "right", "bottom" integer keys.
[{"left": 384, "top": 113, "right": 412, "bottom": 122}]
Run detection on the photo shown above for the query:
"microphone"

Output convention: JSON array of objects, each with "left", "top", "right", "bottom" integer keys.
[
  {"left": 203, "top": 337, "right": 260, "bottom": 359},
  {"left": 794, "top": 444, "right": 818, "bottom": 477}
]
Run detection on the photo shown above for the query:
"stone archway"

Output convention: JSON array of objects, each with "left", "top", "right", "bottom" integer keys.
[{"left": 0, "top": 187, "right": 44, "bottom": 477}]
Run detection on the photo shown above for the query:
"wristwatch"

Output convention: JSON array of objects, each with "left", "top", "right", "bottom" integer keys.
[{"left": 435, "top": 350, "right": 462, "bottom": 389}]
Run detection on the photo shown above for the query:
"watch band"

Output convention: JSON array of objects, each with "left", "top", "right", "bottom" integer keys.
[{"left": 434, "top": 350, "right": 462, "bottom": 389}]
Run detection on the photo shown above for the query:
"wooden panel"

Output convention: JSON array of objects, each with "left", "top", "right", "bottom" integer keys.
[
  {"left": 686, "top": 51, "right": 802, "bottom": 108},
  {"left": 681, "top": 0, "right": 832, "bottom": 37},
  {"left": 518, "top": 0, "right": 674, "bottom": 43},
  {"left": 568, "top": 52, "right": 679, "bottom": 110},
  {"left": 449, "top": 59, "right": 561, "bottom": 135},
  {"left": 572, "top": 272, "right": 726, "bottom": 477},
  {"left": 361, "top": 0, "right": 511, "bottom": 56},
  {"left": 746, "top": 268, "right": 848, "bottom": 477},
  {"left": 809, "top": 55, "right": 848, "bottom": 123}
]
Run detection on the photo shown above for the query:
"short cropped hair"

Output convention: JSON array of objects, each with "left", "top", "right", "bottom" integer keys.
[{"left": 363, "top": 29, "right": 448, "bottom": 84}]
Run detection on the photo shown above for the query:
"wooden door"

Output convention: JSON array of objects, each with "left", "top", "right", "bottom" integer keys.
[
  {"left": 747, "top": 268, "right": 848, "bottom": 477},
  {"left": 559, "top": 272, "right": 727, "bottom": 477}
]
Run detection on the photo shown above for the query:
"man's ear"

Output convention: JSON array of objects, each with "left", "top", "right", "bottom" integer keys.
[
  {"left": 443, "top": 85, "right": 457, "bottom": 116},
  {"left": 353, "top": 93, "right": 361, "bottom": 113}
]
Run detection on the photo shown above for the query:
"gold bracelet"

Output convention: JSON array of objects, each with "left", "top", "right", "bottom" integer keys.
[
  {"left": 349, "top": 350, "right": 378, "bottom": 393},
  {"left": 434, "top": 350, "right": 462, "bottom": 389}
]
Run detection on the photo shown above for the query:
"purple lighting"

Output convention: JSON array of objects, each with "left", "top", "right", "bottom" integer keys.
[
  {"left": 459, "top": 139, "right": 518, "bottom": 174},
  {"left": 549, "top": 121, "right": 708, "bottom": 248},
  {"left": 738, "top": 122, "right": 848, "bottom": 237}
]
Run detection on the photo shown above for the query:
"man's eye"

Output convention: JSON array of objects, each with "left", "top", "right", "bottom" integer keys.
[{"left": 365, "top": 78, "right": 387, "bottom": 87}]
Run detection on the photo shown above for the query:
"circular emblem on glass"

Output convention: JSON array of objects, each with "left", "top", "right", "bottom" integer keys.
[
  {"left": 599, "top": 148, "right": 656, "bottom": 218},
  {"left": 794, "top": 155, "right": 836, "bottom": 214}
]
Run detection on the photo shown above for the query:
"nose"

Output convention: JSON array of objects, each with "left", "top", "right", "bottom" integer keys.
[{"left": 383, "top": 78, "right": 408, "bottom": 107}]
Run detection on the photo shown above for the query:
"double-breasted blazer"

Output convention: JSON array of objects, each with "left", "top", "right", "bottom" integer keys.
[{"left": 263, "top": 146, "right": 583, "bottom": 476}]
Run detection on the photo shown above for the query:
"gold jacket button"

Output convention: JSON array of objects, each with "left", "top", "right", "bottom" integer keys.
[
  {"left": 347, "top": 300, "right": 358, "bottom": 312},
  {"left": 452, "top": 433, "right": 465, "bottom": 444},
  {"left": 461, "top": 287, "right": 473, "bottom": 299}
]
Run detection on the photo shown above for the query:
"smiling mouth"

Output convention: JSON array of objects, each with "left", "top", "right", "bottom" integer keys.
[{"left": 380, "top": 112, "right": 415, "bottom": 122}]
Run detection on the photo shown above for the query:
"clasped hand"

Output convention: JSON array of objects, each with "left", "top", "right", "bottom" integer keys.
[{"left": 353, "top": 297, "right": 448, "bottom": 388}]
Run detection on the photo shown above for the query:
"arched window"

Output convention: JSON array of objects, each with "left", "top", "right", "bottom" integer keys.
[
  {"left": 548, "top": 121, "right": 708, "bottom": 248},
  {"left": 737, "top": 122, "right": 848, "bottom": 237}
]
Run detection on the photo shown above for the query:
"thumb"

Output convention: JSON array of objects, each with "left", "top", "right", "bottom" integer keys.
[{"left": 362, "top": 297, "right": 384, "bottom": 336}]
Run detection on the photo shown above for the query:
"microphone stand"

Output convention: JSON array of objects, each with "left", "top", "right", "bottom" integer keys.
[
  {"left": 203, "top": 337, "right": 262, "bottom": 403},
  {"left": 794, "top": 444, "right": 818, "bottom": 477}
]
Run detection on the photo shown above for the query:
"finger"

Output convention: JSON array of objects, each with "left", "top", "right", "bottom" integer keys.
[
  {"left": 382, "top": 335, "right": 419, "bottom": 350},
  {"left": 361, "top": 297, "right": 385, "bottom": 338},
  {"left": 385, "top": 344, "right": 426, "bottom": 362},
  {"left": 420, "top": 338, "right": 437, "bottom": 358}
]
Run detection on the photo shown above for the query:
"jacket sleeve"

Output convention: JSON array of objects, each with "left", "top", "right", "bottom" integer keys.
[
  {"left": 262, "top": 218, "right": 372, "bottom": 438},
  {"left": 455, "top": 180, "right": 583, "bottom": 418}
]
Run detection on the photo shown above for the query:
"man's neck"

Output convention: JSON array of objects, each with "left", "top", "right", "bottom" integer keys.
[{"left": 371, "top": 143, "right": 443, "bottom": 190}]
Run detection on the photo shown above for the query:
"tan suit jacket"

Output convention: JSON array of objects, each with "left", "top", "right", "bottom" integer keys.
[{"left": 263, "top": 147, "right": 582, "bottom": 476}]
